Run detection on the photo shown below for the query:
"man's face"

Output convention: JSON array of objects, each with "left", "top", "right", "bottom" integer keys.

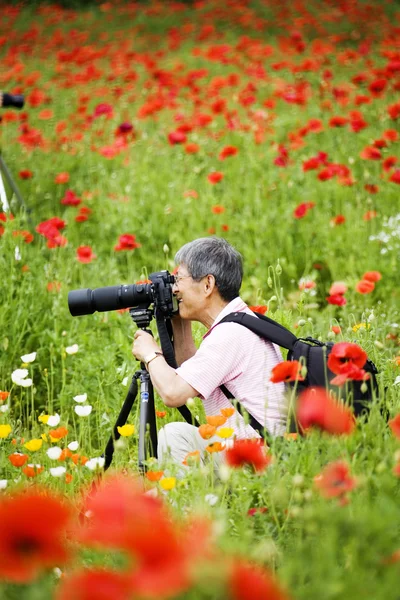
[{"left": 173, "top": 265, "right": 205, "bottom": 320}]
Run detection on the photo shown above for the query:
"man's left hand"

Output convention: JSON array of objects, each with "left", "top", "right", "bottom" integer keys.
[{"left": 132, "top": 330, "right": 162, "bottom": 363}]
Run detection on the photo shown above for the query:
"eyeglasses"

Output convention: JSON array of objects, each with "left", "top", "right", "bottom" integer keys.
[{"left": 173, "top": 274, "right": 192, "bottom": 285}]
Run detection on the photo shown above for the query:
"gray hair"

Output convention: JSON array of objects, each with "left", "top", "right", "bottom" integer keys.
[{"left": 175, "top": 237, "right": 243, "bottom": 301}]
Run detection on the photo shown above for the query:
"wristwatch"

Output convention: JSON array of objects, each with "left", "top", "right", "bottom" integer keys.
[{"left": 144, "top": 351, "right": 163, "bottom": 369}]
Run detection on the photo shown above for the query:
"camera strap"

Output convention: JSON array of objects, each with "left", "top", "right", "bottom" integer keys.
[{"left": 155, "top": 311, "right": 199, "bottom": 427}]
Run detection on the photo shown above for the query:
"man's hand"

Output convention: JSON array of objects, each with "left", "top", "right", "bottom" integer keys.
[{"left": 132, "top": 330, "right": 162, "bottom": 364}]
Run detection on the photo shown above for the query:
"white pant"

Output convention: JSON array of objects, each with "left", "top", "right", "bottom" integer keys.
[{"left": 157, "top": 422, "right": 226, "bottom": 472}]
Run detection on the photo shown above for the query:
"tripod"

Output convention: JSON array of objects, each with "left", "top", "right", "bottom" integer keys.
[{"left": 103, "top": 307, "right": 198, "bottom": 472}]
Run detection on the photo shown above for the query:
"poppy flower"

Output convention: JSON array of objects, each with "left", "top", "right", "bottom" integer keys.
[
  {"left": 293, "top": 202, "right": 315, "bottom": 219},
  {"left": 49, "top": 427, "right": 69, "bottom": 441},
  {"left": 326, "top": 294, "right": 347, "bottom": 306},
  {"left": 206, "top": 415, "right": 227, "bottom": 427},
  {"left": 270, "top": 360, "right": 304, "bottom": 383},
  {"left": 205, "top": 441, "right": 225, "bottom": 453},
  {"left": 218, "top": 145, "right": 238, "bottom": 160},
  {"left": 362, "top": 271, "right": 381, "bottom": 282},
  {"left": 156, "top": 411, "right": 166, "bottom": 418},
  {"left": 329, "top": 282, "right": 347, "bottom": 296},
  {"left": 389, "top": 170, "right": 400, "bottom": 184},
  {"left": 314, "top": 460, "right": 357, "bottom": 500},
  {"left": 363, "top": 210, "right": 377, "bottom": 221},
  {"left": 225, "top": 439, "right": 271, "bottom": 472},
  {"left": 329, "top": 116, "right": 348, "bottom": 127},
  {"left": 145, "top": 470, "right": 164, "bottom": 482},
  {"left": 330, "top": 363, "right": 370, "bottom": 386},
  {"left": 211, "top": 205, "right": 225, "bottom": 214},
  {"left": 8, "top": 452, "right": 29, "bottom": 467},
  {"left": 207, "top": 172, "right": 224, "bottom": 184},
  {"left": 327, "top": 342, "right": 367, "bottom": 374},
  {"left": 249, "top": 305, "right": 268, "bottom": 314},
  {"left": 296, "top": 387, "right": 355, "bottom": 435},
  {"left": 76, "top": 246, "right": 96, "bottom": 264},
  {"left": 330, "top": 215, "right": 346, "bottom": 226},
  {"left": 61, "top": 190, "right": 81, "bottom": 206},
  {"left": 168, "top": 130, "right": 187, "bottom": 145},
  {"left": 388, "top": 414, "right": 400, "bottom": 440},
  {"left": 220, "top": 407, "right": 235, "bottom": 418},
  {"left": 56, "top": 569, "right": 132, "bottom": 600},
  {"left": 114, "top": 234, "right": 141, "bottom": 251},
  {"left": 55, "top": 172, "right": 70, "bottom": 184},
  {"left": 199, "top": 424, "right": 217, "bottom": 439},
  {"left": 19, "top": 170, "right": 33, "bottom": 179},
  {"left": 355, "top": 279, "right": 375, "bottom": 294},
  {"left": 184, "top": 143, "right": 199, "bottom": 153},
  {"left": 228, "top": 559, "right": 290, "bottom": 600},
  {"left": 360, "top": 146, "right": 382, "bottom": 160},
  {"left": 0, "top": 488, "right": 72, "bottom": 582}
]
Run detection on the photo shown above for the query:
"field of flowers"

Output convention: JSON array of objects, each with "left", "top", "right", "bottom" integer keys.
[{"left": 1, "top": 0, "right": 400, "bottom": 598}]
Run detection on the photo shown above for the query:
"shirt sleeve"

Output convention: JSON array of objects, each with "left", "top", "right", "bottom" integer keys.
[{"left": 176, "top": 324, "right": 247, "bottom": 399}]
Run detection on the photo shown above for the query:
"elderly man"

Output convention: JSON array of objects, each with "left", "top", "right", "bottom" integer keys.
[{"left": 132, "top": 237, "right": 287, "bottom": 467}]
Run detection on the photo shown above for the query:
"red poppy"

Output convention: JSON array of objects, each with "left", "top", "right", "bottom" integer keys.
[
  {"left": 208, "top": 172, "right": 224, "bottom": 184},
  {"left": 383, "top": 129, "right": 398, "bottom": 142},
  {"left": 228, "top": 559, "right": 290, "bottom": 600},
  {"left": 8, "top": 452, "right": 29, "bottom": 467},
  {"left": 219, "top": 145, "right": 238, "bottom": 160},
  {"left": 56, "top": 569, "right": 132, "bottom": 600},
  {"left": 388, "top": 414, "right": 400, "bottom": 440},
  {"left": 168, "top": 130, "right": 187, "bottom": 145},
  {"left": 355, "top": 279, "right": 375, "bottom": 294},
  {"left": 314, "top": 460, "right": 357, "bottom": 500},
  {"left": 327, "top": 342, "right": 367, "bottom": 374},
  {"left": 76, "top": 246, "right": 96, "bottom": 264},
  {"left": 296, "top": 387, "right": 355, "bottom": 435},
  {"left": 0, "top": 391, "right": 10, "bottom": 401},
  {"left": 387, "top": 101, "right": 400, "bottom": 120},
  {"left": 326, "top": 294, "right": 347, "bottom": 306},
  {"left": 249, "top": 305, "right": 268, "bottom": 315},
  {"left": 329, "top": 282, "right": 347, "bottom": 296},
  {"left": 211, "top": 205, "right": 225, "bottom": 214},
  {"left": 389, "top": 170, "right": 400, "bottom": 184},
  {"left": 22, "top": 464, "right": 44, "bottom": 478},
  {"left": 13, "top": 230, "right": 34, "bottom": 243},
  {"left": 47, "top": 281, "right": 62, "bottom": 293},
  {"left": 382, "top": 156, "right": 397, "bottom": 171},
  {"left": 19, "top": 170, "right": 33, "bottom": 179},
  {"left": 360, "top": 146, "right": 382, "bottom": 160},
  {"left": 364, "top": 184, "right": 379, "bottom": 194},
  {"left": 331, "top": 326, "right": 341, "bottom": 335},
  {"left": 0, "top": 488, "right": 72, "bottom": 583},
  {"left": 247, "top": 507, "right": 268, "bottom": 516},
  {"left": 61, "top": 190, "right": 81, "bottom": 206},
  {"left": 362, "top": 271, "right": 381, "bottom": 282},
  {"left": 225, "top": 439, "right": 271, "bottom": 472},
  {"left": 330, "top": 214, "right": 346, "bottom": 226},
  {"left": 156, "top": 411, "right": 166, "bottom": 418},
  {"left": 329, "top": 116, "right": 347, "bottom": 127},
  {"left": 293, "top": 202, "right": 315, "bottom": 219},
  {"left": 77, "top": 475, "right": 204, "bottom": 599},
  {"left": 114, "top": 234, "right": 141, "bottom": 251},
  {"left": 184, "top": 143, "right": 199, "bottom": 154},
  {"left": 330, "top": 362, "right": 370, "bottom": 386},
  {"left": 270, "top": 360, "right": 304, "bottom": 383},
  {"left": 55, "top": 172, "right": 70, "bottom": 184},
  {"left": 363, "top": 210, "right": 377, "bottom": 221}
]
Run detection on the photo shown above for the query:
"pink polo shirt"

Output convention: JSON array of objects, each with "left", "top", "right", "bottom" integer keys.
[{"left": 176, "top": 297, "right": 288, "bottom": 438}]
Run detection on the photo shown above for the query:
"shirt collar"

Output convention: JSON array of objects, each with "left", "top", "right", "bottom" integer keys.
[{"left": 203, "top": 297, "right": 248, "bottom": 339}]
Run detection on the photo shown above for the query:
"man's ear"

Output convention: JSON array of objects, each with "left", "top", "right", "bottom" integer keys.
[{"left": 204, "top": 274, "right": 216, "bottom": 296}]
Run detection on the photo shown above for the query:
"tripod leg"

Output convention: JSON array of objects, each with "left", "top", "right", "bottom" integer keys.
[
  {"left": 138, "top": 367, "right": 158, "bottom": 472},
  {"left": 0, "top": 154, "right": 33, "bottom": 222},
  {"left": 0, "top": 170, "right": 9, "bottom": 211}
]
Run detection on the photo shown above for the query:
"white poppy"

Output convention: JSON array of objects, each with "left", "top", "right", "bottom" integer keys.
[
  {"left": 0, "top": 480, "right": 7, "bottom": 490},
  {"left": 11, "top": 368, "right": 29, "bottom": 384},
  {"left": 0, "top": 405, "right": 9, "bottom": 413},
  {"left": 395, "top": 376, "right": 400, "bottom": 385},
  {"left": 19, "top": 378, "right": 33, "bottom": 388},
  {"left": 47, "top": 447, "right": 62, "bottom": 460},
  {"left": 85, "top": 457, "right": 105, "bottom": 471},
  {"left": 65, "top": 344, "right": 79, "bottom": 355},
  {"left": 205, "top": 494, "right": 219, "bottom": 506},
  {"left": 21, "top": 352, "right": 37, "bottom": 363},
  {"left": 50, "top": 466, "right": 66, "bottom": 477},
  {"left": 75, "top": 405, "right": 92, "bottom": 417},
  {"left": 47, "top": 414, "right": 61, "bottom": 427},
  {"left": 73, "top": 393, "right": 87, "bottom": 403},
  {"left": 67, "top": 441, "right": 79, "bottom": 451}
]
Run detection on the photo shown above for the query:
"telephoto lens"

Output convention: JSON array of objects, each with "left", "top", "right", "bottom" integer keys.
[
  {"left": 0, "top": 92, "right": 25, "bottom": 109},
  {"left": 68, "top": 283, "right": 153, "bottom": 317}
]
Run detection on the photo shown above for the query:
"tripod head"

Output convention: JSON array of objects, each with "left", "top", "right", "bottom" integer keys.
[{"left": 129, "top": 307, "right": 154, "bottom": 330}]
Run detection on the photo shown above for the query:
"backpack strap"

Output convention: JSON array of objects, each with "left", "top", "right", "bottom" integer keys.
[
  {"left": 218, "top": 310, "right": 297, "bottom": 441},
  {"left": 219, "top": 311, "right": 297, "bottom": 351}
]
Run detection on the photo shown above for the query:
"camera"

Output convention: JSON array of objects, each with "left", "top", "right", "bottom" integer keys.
[
  {"left": 0, "top": 91, "right": 25, "bottom": 109},
  {"left": 68, "top": 270, "right": 178, "bottom": 318}
]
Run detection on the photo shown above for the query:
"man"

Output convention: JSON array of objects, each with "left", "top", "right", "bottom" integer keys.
[{"left": 132, "top": 237, "right": 287, "bottom": 467}]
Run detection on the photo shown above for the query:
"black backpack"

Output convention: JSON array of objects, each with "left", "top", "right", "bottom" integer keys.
[{"left": 218, "top": 311, "right": 379, "bottom": 436}]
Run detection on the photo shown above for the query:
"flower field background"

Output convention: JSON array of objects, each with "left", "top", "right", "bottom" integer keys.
[{"left": 1, "top": 0, "right": 400, "bottom": 598}]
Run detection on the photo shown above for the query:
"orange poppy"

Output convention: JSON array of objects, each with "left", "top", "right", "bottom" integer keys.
[
  {"left": 206, "top": 415, "right": 227, "bottom": 427},
  {"left": 199, "top": 424, "right": 216, "bottom": 440}
]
